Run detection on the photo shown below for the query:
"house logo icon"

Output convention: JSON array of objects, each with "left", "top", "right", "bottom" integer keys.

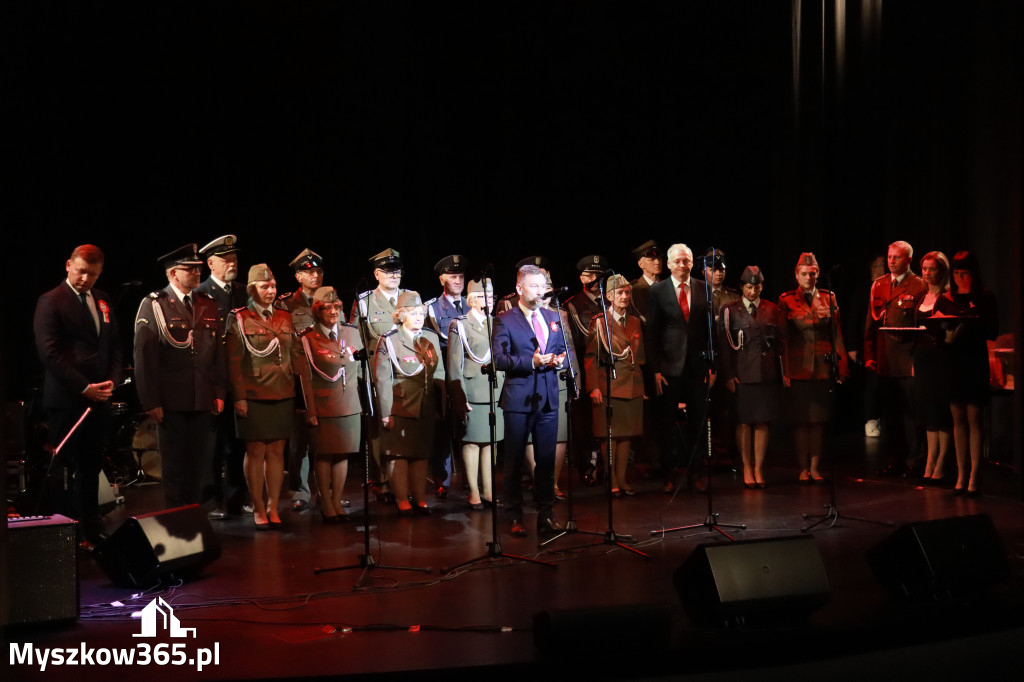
[{"left": 133, "top": 597, "right": 196, "bottom": 638}]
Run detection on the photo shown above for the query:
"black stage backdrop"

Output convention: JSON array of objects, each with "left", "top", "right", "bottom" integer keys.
[{"left": 4, "top": 2, "right": 1021, "bottom": 445}]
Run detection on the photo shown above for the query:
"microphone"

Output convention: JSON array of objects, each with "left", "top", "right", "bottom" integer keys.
[{"left": 542, "top": 286, "right": 569, "bottom": 300}]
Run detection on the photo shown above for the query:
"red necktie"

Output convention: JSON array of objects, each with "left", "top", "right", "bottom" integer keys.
[
  {"left": 678, "top": 283, "right": 689, "bottom": 322},
  {"left": 532, "top": 312, "right": 546, "bottom": 353}
]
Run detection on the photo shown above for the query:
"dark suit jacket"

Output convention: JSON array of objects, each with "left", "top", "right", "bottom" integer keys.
[
  {"left": 644, "top": 276, "right": 711, "bottom": 379},
  {"left": 491, "top": 306, "right": 567, "bottom": 413},
  {"left": 34, "top": 281, "right": 123, "bottom": 410}
]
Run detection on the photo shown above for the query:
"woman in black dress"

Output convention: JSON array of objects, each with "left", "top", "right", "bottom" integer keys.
[
  {"left": 912, "top": 251, "right": 953, "bottom": 483},
  {"left": 939, "top": 251, "right": 998, "bottom": 496}
]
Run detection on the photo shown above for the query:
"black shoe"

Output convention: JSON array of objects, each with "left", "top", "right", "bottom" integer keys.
[
  {"left": 396, "top": 505, "right": 414, "bottom": 517},
  {"left": 583, "top": 465, "right": 598, "bottom": 486},
  {"left": 269, "top": 519, "right": 284, "bottom": 530},
  {"left": 207, "top": 508, "right": 227, "bottom": 520},
  {"left": 537, "top": 517, "right": 563, "bottom": 536},
  {"left": 413, "top": 505, "right": 432, "bottom": 516},
  {"left": 966, "top": 489, "right": 982, "bottom": 498},
  {"left": 468, "top": 500, "right": 484, "bottom": 511},
  {"left": 434, "top": 485, "right": 449, "bottom": 500},
  {"left": 509, "top": 519, "right": 528, "bottom": 537}
]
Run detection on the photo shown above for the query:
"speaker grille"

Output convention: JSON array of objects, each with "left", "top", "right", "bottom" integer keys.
[{"left": 7, "top": 515, "right": 79, "bottom": 625}]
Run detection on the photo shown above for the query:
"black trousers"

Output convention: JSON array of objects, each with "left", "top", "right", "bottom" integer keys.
[
  {"left": 158, "top": 410, "right": 215, "bottom": 509},
  {"left": 46, "top": 405, "right": 110, "bottom": 537},
  {"left": 657, "top": 373, "right": 709, "bottom": 476},
  {"left": 503, "top": 407, "right": 558, "bottom": 521},
  {"left": 878, "top": 375, "right": 921, "bottom": 466}
]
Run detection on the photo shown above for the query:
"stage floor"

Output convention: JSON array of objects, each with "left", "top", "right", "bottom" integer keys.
[{"left": 8, "top": 434, "right": 1024, "bottom": 681}]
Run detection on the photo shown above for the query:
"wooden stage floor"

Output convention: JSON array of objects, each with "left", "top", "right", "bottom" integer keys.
[{"left": 8, "top": 434, "right": 1024, "bottom": 681}]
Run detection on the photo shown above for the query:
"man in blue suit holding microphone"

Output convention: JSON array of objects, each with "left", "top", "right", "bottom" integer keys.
[{"left": 492, "top": 264, "right": 568, "bottom": 538}]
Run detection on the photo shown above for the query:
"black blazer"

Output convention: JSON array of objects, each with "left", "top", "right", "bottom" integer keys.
[
  {"left": 34, "top": 282, "right": 123, "bottom": 410},
  {"left": 644, "top": 276, "right": 711, "bottom": 378}
]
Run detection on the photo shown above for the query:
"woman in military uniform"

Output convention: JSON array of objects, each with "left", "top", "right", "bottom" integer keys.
[
  {"left": 778, "top": 253, "right": 848, "bottom": 483},
  {"left": 719, "top": 266, "right": 784, "bottom": 489},
  {"left": 584, "top": 274, "right": 644, "bottom": 497},
  {"left": 226, "top": 264, "right": 313, "bottom": 530},
  {"left": 374, "top": 291, "right": 446, "bottom": 515},
  {"left": 299, "top": 287, "right": 364, "bottom": 523},
  {"left": 447, "top": 279, "right": 504, "bottom": 509}
]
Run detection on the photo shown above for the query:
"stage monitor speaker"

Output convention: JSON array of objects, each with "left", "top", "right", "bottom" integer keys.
[
  {"left": 533, "top": 604, "right": 670, "bottom": 654},
  {"left": 5, "top": 514, "right": 79, "bottom": 626},
  {"left": 867, "top": 513, "right": 1010, "bottom": 600},
  {"left": 96, "top": 504, "right": 221, "bottom": 587},
  {"left": 675, "top": 535, "right": 830, "bottom": 627}
]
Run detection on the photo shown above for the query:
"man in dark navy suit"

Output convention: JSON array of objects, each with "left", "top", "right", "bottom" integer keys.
[
  {"left": 33, "top": 244, "right": 123, "bottom": 545},
  {"left": 492, "top": 264, "right": 567, "bottom": 537},
  {"left": 645, "top": 243, "right": 714, "bottom": 493}
]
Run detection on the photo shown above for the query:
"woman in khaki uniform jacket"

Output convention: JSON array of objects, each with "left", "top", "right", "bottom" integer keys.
[{"left": 226, "top": 264, "right": 313, "bottom": 530}]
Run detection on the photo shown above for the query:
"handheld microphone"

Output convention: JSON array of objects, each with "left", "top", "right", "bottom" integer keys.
[{"left": 542, "top": 286, "right": 569, "bottom": 300}]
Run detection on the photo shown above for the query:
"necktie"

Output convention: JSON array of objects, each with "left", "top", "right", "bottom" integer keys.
[
  {"left": 532, "top": 312, "right": 546, "bottom": 353},
  {"left": 329, "top": 330, "right": 337, "bottom": 342},
  {"left": 389, "top": 297, "right": 396, "bottom": 307},
  {"left": 264, "top": 309, "right": 273, "bottom": 321},
  {"left": 678, "top": 283, "right": 690, "bottom": 322},
  {"left": 454, "top": 299, "right": 463, "bottom": 314},
  {"left": 750, "top": 303, "right": 757, "bottom": 316},
  {"left": 79, "top": 292, "right": 88, "bottom": 306},
  {"left": 184, "top": 294, "right": 192, "bottom": 313},
  {"left": 80, "top": 292, "right": 99, "bottom": 333},
  {"left": 804, "top": 292, "right": 814, "bottom": 307}
]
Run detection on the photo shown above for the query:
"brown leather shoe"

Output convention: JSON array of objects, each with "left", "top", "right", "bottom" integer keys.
[{"left": 537, "top": 516, "right": 564, "bottom": 536}]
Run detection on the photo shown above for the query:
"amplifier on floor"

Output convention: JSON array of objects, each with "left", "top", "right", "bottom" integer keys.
[
  {"left": 675, "top": 535, "right": 830, "bottom": 627},
  {"left": 867, "top": 513, "right": 1010, "bottom": 601},
  {"left": 96, "top": 504, "right": 221, "bottom": 587},
  {"left": 5, "top": 514, "right": 79, "bottom": 626}
]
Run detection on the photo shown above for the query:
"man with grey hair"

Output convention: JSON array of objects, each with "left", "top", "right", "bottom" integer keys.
[
  {"left": 645, "top": 243, "right": 714, "bottom": 493},
  {"left": 864, "top": 240, "right": 927, "bottom": 476}
]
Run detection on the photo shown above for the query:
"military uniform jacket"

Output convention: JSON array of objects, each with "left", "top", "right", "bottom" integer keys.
[
  {"left": 778, "top": 288, "right": 849, "bottom": 381},
  {"left": 566, "top": 290, "right": 603, "bottom": 360},
  {"left": 276, "top": 289, "right": 315, "bottom": 334},
  {"left": 373, "top": 327, "right": 446, "bottom": 421},
  {"left": 426, "top": 294, "right": 464, "bottom": 350},
  {"left": 495, "top": 293, "right": 518, "bottom": 315},
  {"left": 628, "top": 275, "right": 658, "bottom": 324},
  {"left": 447, "top": 313, "right": 504, "bottom": 420},
  {"left": 350, "top": 287, "right": 404, "bottom": 351},
  {"left": 718, "top": 299, "right": 784, "bottom": 385},
  {"left": 711, "top": 286, "right": 742, "bottom": 321},
  {"left": 194, "top": 277, "right": 247, "bottom": 337},
  {"left": 299, "top": 323, "right": 364, "bottom": 419},
  {"left": 33, "top": 282, "right": 123, "bottom": 410},
  {"left": 863, "top": 272, "right": 927, "bottom": 378},
  {"left": 134, "top": 285, "right": 227, "bottom": 412},
  {"left": 584, "top": 311, "right": 645, "bottom": 400},
  {"left": 226, "top": 304, "right": 313, "bottom": 404}
]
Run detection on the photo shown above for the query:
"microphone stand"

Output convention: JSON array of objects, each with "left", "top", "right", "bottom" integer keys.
[
  {"left": 651, "top": 253, "right": 746, "bottom": 540},
  {"left": 802, "top": 267, "right": 892, "bottom": 532},
  {"left": 444, "top": 270, "right": 556, "bottom": 571},
  {"left": 315, "top": 286, "right": 430, "bottom": 587},
  {"left": 544, "top": 276, "right": 645, "bottom": 556}
]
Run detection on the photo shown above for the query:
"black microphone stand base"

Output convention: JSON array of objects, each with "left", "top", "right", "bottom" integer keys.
[
  {"left": 651, "top": 513, "right": 746, "bottom": 541},
  {"left": 442, "top": 539, "right": 557, "bottom": 573},
  {"left": 315, "top": 549, "right": 433, "bottom": 590}
]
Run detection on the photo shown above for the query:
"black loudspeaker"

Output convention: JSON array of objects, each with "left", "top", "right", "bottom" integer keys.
[
  {"left": 533, "top": 604, "right": 671, "bottom": 654},
  {"left": 675, "top": 535, "right": 830, "bottom": 627},
  {"left": 96, "top": 504, "right": 221, "bottom": 587},
  {"left": 5, "top": 515, "right": 79, "bottom": 626},
  {"left": 867, "top": 513, "right": 1010, "bottom": 600}
]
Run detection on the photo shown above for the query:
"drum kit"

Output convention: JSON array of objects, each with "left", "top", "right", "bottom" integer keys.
[{"left": 103, "top": 367, "right": 162, "bottom": 487}]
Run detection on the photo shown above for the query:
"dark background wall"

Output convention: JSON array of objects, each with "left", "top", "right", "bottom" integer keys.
[{"left": 4, "top": 2, "right": 1020, "bottom": 423}]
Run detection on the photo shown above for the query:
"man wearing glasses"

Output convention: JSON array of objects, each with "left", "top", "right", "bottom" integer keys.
[{"left": 134, "top": 244, "right": 226, "bottom": 510}]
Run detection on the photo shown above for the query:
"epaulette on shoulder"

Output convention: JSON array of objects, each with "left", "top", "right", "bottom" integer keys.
[
  {"left": 871, "top": 274, "right": 888, "bottom": 286},
  {"left": 723, "top": 285, "right": 740, "bottom": 294},
  {"left": 358, "top": 290, "right": 373, "bottom": 301},
  {"left": 230, "top": 306, "right": 247, "bottom": 314},
  {"left": 779, "top": 290, "right": 796, "bottom": 298},
  {"left": 276, "top": 292, "right": 291, "bottom": 300},
  {"left": 498, "top": 293, "right": 515, "bottom": 301},
  {"left": 298, "top": 327, "right": 315, "bottom": 337},
  {"left": 339, "top": 320, "right": 358, "bottom": 329},
  {"left": 148, "top": 290, "right": 167, "bottom": 299},
  {"left": 381, "top": 328, "right": 398, "bottom": 338},
  {"left": 420, "top": 326, "right": 439, "bottom": 337},
  {"left": 423, "top": 296, "right": 439, "bottom": 306},
  {"left": 818, "top": 288, "right": 832, "bottom": 295},
  {"left": 194, "top": 291, "right": 215, "bottom": 301}
]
